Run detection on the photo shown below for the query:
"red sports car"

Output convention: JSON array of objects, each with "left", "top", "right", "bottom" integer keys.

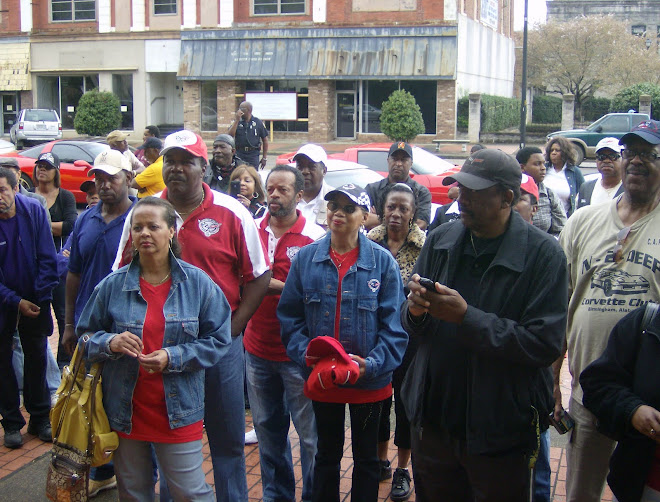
[
  {"left": 0, "top": 140, "right": 110, "bottom": 203},
  {"left": 277, "top": 143, "right": 459, "bottom": 204}
]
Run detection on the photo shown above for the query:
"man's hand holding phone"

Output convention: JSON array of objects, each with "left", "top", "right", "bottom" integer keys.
[{"left": 407, "top": 274, "right": 468, "bottom": 324}]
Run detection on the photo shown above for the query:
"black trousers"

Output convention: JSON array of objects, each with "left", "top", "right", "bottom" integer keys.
[
  {"left": 411, "top": 421, "right": 530, "bottom": 502},
  {"left": 0, "top": 302, "right": 52, "bottom": 432},
  {"left": 312, "top": 399, "right": 385, "bottom": 502}
]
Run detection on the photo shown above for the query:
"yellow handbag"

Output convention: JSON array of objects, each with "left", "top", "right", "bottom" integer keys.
[{"left": 46, "top": 335, "right": 119, "bottom": 501}]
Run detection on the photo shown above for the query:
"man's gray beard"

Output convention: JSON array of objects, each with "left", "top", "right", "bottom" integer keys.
[{"left": 270, "top": 202, "right": 296, "bottom": 218}]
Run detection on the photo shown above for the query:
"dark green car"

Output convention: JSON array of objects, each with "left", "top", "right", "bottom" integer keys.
[{"left": 547, "top": 112, "right": 649, "bottom": 165}]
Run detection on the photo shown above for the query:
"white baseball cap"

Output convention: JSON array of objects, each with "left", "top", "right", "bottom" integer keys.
[
  {"left": 293, "top": 144, "right": 327, "bottom": 164},
  {"left": 595, "top": 137, "right": 622, "bottom": 154},
  {"left": 89, "top": 150, "right": 131, "bottom": 176}
]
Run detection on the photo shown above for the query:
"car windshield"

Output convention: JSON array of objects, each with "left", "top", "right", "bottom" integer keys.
[
  {"left": 24, "top": 110, "right": 58, "bottom": 122},
  {"left": 411, "top": 147, "right": 456, "bottom": 175}
]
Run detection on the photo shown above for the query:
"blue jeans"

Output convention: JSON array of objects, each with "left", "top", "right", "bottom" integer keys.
[
  {"left": 245, "top": 352, "right": 316, "bottom": 502},
  {"left": 205, "top": 335, "right": 247, "bottom": 501},
  {"left": 534, "top": 429, "right": 551, "bottom": 502},
  {"left": 114, "top": 437, "right": 213, "bottom": 501},
  {"left": 12, "top": 333, "right": 61, "bottom": 395}
]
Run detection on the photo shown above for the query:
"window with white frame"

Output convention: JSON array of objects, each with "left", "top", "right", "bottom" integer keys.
[
  {"left": 154, "top": 0, "right": 177, "bottom": 15},
  {"left": 51, "top": 0, "right": 96, "bottom": 21},
  {"left": 253, "top": 0, "right": 305, "bottom": 15}
]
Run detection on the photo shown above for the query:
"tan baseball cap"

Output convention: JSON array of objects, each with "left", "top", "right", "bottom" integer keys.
[{"left": 89, "top": 150, "right": 131, "bottom": 176}]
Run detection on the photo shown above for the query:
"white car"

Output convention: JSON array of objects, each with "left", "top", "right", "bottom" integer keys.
[{"left": 10, "top": 109, "right": 62, "bottom": 149}]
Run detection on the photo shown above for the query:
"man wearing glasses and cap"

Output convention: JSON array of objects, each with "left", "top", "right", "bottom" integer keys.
[
  {"left": 402, "top": 149, "right": 568, "bottom": 501},
  {"left": 557, "top": 120, "right": 660, "bottom": 502},
  {"left": 576, "top": 137, "right": 624, "bottom": 209}
]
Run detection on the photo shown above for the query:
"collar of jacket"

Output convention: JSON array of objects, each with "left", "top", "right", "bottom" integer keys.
[
  {"left": 432, "top": 210, "right": 528, "bottom": 274},
  {"left": 369, "top": 223, "right": 425, "bottom": 250},
  {"left": 122, "top": 250, "right": 189, "bottom": 291},
  {"left": 311, "top": 231, "right": 376, "bottom": 270}
]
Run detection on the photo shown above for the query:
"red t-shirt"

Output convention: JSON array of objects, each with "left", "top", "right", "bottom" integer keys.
[
  {"left": 309, "top": 246, "right": 391, "bottom": 404},
  {"left": 244, "top": 212, "right": 325, "bottom": 361},
  {"left": 118, "top": 277, "right": 203, "bottom": 443}
]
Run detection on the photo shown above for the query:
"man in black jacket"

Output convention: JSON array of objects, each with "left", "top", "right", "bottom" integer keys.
[{"left": 402, "top": 149, "right": 568, "bottom": 501}]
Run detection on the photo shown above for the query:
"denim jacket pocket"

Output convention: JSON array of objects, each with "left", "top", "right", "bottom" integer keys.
[
  {"left": 115, "top": 321, "right": 143, "bottom": 339},
  {"left": 356, "top": 296, "right": 378, "bottom": 355},
  {"left": 303, "top": 291, "right": 322, "bottom": 329}
]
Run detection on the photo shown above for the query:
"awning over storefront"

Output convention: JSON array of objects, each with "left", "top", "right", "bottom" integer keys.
[
  {"left": 179, "top": 26, "right": 457, "bottom": 80},
  {"left": 0, "top": 40, "right": 31, "bottom": 91}
]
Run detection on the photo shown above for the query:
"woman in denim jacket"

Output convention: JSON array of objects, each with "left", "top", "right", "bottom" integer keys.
[
  {"left": 77, "top": 197, "right": 232, "bottom": 501},
  {"left": 544, "top": 137, "right": 585, "bottom": 217},
  {"left": 278, "top": 184, "right": 408, "bottom": 502}
]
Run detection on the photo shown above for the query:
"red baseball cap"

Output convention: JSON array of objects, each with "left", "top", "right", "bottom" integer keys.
[
  {"left": 304, "top": 337, "right": 360, "bottom": 399},
  {"left": 520, "top": 173, "right": 539, "bottom": 202},
  {"left": 160, "top": 130, "right": 208, "bottom": 162}
]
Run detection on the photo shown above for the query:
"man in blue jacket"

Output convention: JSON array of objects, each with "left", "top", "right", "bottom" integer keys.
[{"left": 0, "top": 166, "right": 58, "bottom": 449}]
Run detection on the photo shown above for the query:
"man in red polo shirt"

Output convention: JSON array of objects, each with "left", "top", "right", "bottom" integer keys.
[
  {"left": 244, "top": 165, "right": 325, "bottom": 502},
  {"left": 115, "top": 130, "right": 271, "bottom": 501}
]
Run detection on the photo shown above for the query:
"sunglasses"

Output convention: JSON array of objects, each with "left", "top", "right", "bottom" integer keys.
[
  {"left": 595, "top": 153, "right": 620, "bottom": 162},
  {"left": 621, "top": 149, "right": 659, "bottom": 162},
  {"left": 327, "top": 200, "right": 359, "bottom": 214},
  {"left": 613, "top": 226, "right": 631, "bottom": 263}
]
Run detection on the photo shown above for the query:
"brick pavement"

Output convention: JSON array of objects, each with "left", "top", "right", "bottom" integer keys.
[{"left": 0, "top": 320, "right": 614, "bottom": 501}]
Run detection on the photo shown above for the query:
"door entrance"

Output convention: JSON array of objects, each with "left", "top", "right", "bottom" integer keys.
[
  {"left": 336, "top": 92, "right": 356, "bottom": 138},
  {"left": 2, "top": 93, "right": 19, "bottom": 136}
]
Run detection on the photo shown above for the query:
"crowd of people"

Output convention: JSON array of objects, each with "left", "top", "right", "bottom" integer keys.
[{"left": 1, "top": 114, "right": 660, "bottom": 502}]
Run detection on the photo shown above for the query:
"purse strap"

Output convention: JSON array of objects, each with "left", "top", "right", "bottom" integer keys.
[
  {"left": 642, "top": 302, "right": 659, "bottom": 332},
  {"left": 53, "top": 335, "right": 89, "bottom": 441}
]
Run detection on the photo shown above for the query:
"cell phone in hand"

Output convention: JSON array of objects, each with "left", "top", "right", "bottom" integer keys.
[
  {"left": 230, "top": 180, "right": 241, "bottom": 198},
  {"left": 418, "top": 277, "right": 436, "bottom": 291},
  {"left": 549, "top": 408, "right": 575, "bottom": 434}
]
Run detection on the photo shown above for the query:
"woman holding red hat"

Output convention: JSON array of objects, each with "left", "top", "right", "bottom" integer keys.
[{"left": 278, "top": 183, "right": 408, "bottom": 502}]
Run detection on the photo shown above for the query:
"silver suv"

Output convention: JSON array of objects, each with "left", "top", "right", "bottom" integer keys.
[{"left": 10, "top": 109, "right": 62, "bottom": 149}]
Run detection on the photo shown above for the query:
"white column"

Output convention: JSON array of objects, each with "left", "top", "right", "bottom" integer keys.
[
  {"left": 182, "top": 0, "right": 196, "bottom": 28},
  {"left": 98, "top": 0, "right": 112, "bottom": 32},
  {"left": 131, "top": 0, "right": 146, "bottom": 31},
  {"left": 312, "top": 0, "right": 326, "bottom": 23},
  {"left": 20, "top": 0, "right": 33, "bottom": 32},
  {"left": 219, "top": 0, "right": 234, "bottom": 27}
]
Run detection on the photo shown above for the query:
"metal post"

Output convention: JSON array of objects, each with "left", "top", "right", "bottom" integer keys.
[{"left": 519, "top": 0, "right": 529, "bottom": 149}]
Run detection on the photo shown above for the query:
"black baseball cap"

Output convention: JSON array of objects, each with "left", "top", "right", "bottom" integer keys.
[
  {"left": 139, "top": 137, "right": 163, "bottom": 150},
  {"left": 620, "top": 120, "right": 660, "bottom": 146},
  {"left": 443, "top": 149, "right": 521, "bottom": 191},
  {"left": 388, "top": 142, "right": 413, "bottom": 159},
  {"left": 325, "top": 183, "right": 371, "bottom": 210},
  {"left": 36, "top": 152, "right": 60, "bottom": 169},
  {"left": 80, "top": 180, "right": 96, "bottom": 193}
]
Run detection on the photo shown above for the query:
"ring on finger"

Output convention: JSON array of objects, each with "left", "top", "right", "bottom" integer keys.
[{"left": 651, "top": 428, "right": 656, "bottom": 435}]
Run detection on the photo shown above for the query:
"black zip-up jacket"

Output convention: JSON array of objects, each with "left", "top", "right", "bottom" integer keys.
[
  {"left": 581, "top": 305, "right": 660, "bottom": 502},
  {"left": 401, "top": 212, "right": 568, "bottom": 455}
]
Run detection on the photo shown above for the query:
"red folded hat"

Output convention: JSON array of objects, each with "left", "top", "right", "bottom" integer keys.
[{"left": 304, "top": 337, "right": 360, "bottom": 399}]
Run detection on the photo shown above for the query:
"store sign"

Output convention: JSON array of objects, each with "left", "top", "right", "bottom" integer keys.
[
  {"left": 481, "top": 0, "right": 498, "bottom": 29},
  {"left": 245, "top": 92, "right": 298, "bottom": 121}
]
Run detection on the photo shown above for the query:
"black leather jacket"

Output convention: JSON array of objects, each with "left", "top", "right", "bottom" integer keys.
[
  {"left": 581, "top": 305, "right": 660, "bottom": 502},
  {"left": 401, "top": 212, "right": 568, "bottom": 455}
]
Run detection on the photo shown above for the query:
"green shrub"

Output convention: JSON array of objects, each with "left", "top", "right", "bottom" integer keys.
[
  {"left": 379, "top": 89, "right": 425, "bottom": 142},
  {"left": 457, "top": 97, "right": 469, "bottom": 131},
  {"left": 480, "top": 95, "right": 520, "bottom": 132},
  {"left": 74, "top": 90, "right": 122, "bottom": 136},
  {"left": 582, "top": 97, "right": 611, "bottom": 122},
  {"left": 610, "top": 83, "right": 660, "bottom": 120},
  {"left": 525, "top": 123, "right": 561, "bottom": 135},
  {"left": 532, "top": 95, "right": 562, "bottom": 124}
]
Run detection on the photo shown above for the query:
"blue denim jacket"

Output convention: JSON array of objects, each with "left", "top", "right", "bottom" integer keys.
[
  {"left": 545, "top": 162, "right": 585, "bottom": 217},
  {"left": 278, "top": 232, "right": 408, "bottom": 391},
  {"left": 78, "top": 255, "right": 232, "bottom": 433}
]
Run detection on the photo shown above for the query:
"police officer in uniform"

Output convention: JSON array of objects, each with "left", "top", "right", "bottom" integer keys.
[{"left": 227, "top": 101, "right": 269, "bottom": 170}]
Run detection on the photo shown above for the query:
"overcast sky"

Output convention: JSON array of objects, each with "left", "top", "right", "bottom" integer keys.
[{"left": 514, "top": 0, "right": 548, "bottom": 31}]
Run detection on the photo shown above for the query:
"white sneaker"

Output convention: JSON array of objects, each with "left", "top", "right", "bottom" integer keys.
[{"left": 244, "top": 428, "right": 258, "bottom": 444}]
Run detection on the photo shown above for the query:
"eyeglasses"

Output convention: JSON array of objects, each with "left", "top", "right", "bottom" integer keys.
[
  {"left": 621, "top": 149, "right": 660, "bottom": 162},
  {"left": 613, "top": 226, "right": 631, "bottom": 263},
  {"left": 595, "top": 153, "right": 620, "bottom": 162},
  {"left": 327, "top": 201, "right": 358, "bottom": 214}
]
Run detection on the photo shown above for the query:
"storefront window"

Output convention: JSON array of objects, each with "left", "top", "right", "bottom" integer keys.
[
  {"left": 37, "top": 75, "right": 98, "bottom": 129},
  {"left": 245, "top": 80, "right": 308, "bottom": 132},
  {"left": 201, "top": 81, "right": 217, "bottom": 131},
  {"left": 363, "top": 80, "right": 436, "bottom": 134},
  {"left": 113, "top": 74, "right": 134, "bottom": 130}
]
